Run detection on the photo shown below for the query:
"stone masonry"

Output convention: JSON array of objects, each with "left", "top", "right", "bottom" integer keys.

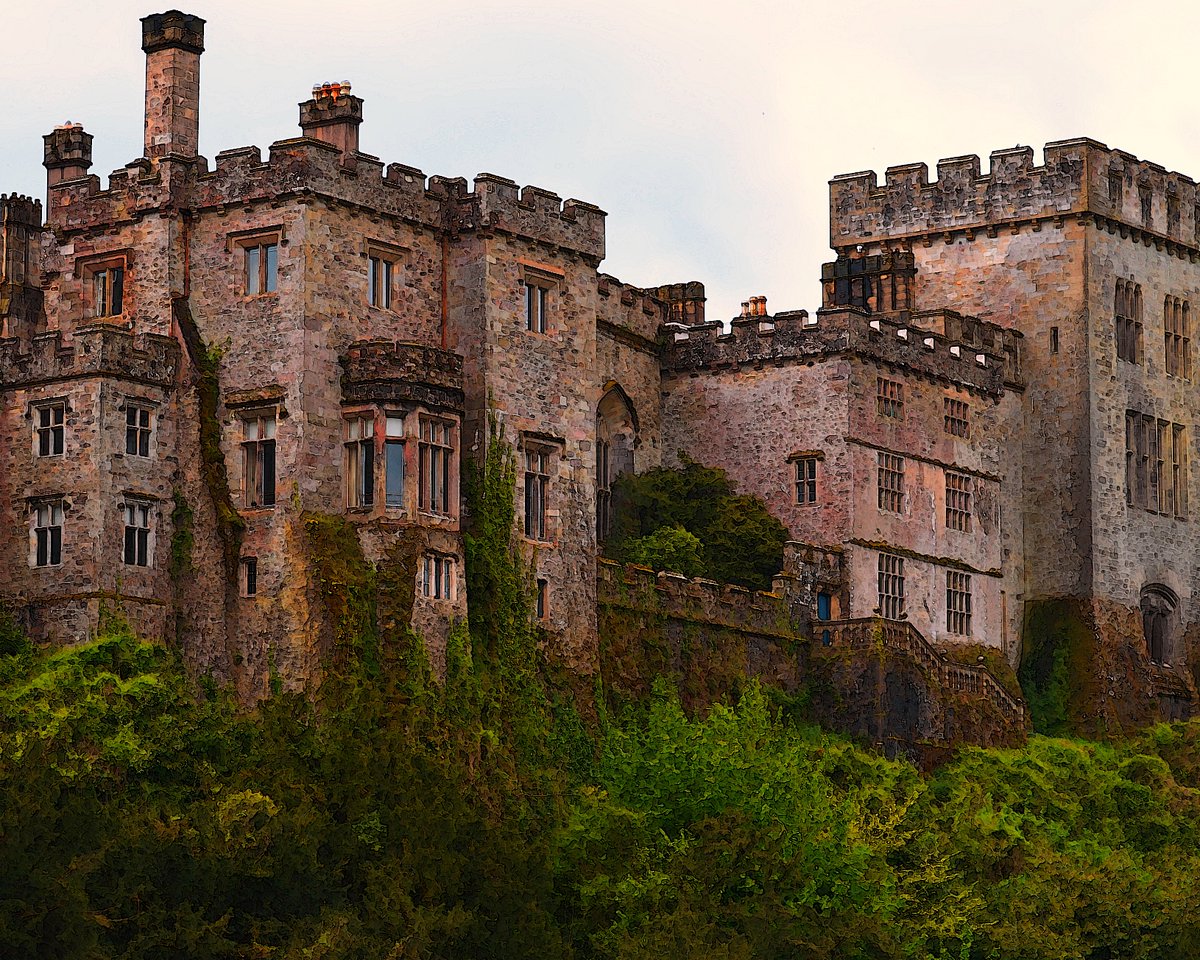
[{"left": 0, "top": 10, "right": 1186, "bottom": 735}]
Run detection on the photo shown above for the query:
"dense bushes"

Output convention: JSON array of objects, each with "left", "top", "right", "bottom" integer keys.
[
  {"left": 605, "top": 458, "right": 788, "bottom": 591},
  {"left": 5, "top": 436, "right": 1200, "bottom": 958}
]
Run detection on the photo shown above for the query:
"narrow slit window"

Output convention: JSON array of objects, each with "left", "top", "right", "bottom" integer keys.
[
  {"left": 241, "top": 557, "right": 258, "bottom": 598},
  {"left": 368, "top": 255, "right": 394, "bottom": 309},
  {"left": 525, "top": 282, "right": 549, "bottom": 333}
]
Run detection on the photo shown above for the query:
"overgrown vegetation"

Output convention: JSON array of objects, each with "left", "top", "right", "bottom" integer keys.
[
  {"left": 6, "top": 434, "right": 1200, "bottom": 958},
  {"left": 605, "top": 456, "right": 788, "bottom": 591}
]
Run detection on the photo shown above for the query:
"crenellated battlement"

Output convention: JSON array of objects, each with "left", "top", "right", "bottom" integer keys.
[
  {"left": 0, "top": 324, "right": 180, "bottom": 389},
  {"left": 1, "top": 194, "right": 43, "bottom": 228},
  {"left": 43, "top": 139, "right": 606, "bottom": 257},
  {"left": 831, "top": 138, "right": 1200, "bottom": 251},
  {"left": 340, "top": 339, "right": 464, "bottom": 410},
  {"left": 596, "top": 273, "right": 667, "bottom": 346},
  {"left": 665, "top": 304, "right": 1022, "bottom": 395}
]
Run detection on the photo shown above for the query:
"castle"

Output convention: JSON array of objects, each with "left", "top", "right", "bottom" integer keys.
[{"left": 1, "top": 10, "right": 1194, "bottom": 736}]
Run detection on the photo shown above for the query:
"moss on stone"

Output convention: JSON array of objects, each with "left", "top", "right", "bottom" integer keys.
[
  {"left": 301, "top": 512, "right": 378, "bottom": 671},
  {"left": 169, "top": 488, "right": 194, "bottom": 580},
  {"left": 1019, "top": 598, "right": 1096, "bottom": 736}
]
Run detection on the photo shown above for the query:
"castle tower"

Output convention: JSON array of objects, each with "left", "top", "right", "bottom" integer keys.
[
  {"left": 141, "top": 10, "right": 205, "bottom": 158},
  {"left": 0, "top": 195, "right": 43, "bottom": 340}
]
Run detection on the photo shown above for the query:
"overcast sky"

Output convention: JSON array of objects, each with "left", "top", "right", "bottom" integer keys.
[{"left": 2, "top": 0, "right": 1198, "bottom": 319}]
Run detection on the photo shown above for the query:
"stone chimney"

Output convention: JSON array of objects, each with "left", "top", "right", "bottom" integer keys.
[
  {"left": 43, "top": 122, "right": 93, "bottom": 192},
  {"left": 653, "top": 281, "right": 706, "bottom": 327},
  {"left": 299, "top": 82, "right": 363, "bottom": 155},
  {"left": 141, "top": 10, "right": 205, "bottom": 159}
]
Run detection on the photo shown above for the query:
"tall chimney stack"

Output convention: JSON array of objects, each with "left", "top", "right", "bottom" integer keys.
[
  {"left": 299, "top": 82, "right": 363, "bottom": 155},
  {"left": 43, "top": 122, "right": 93, "bottom": 191},
  {"left": 141, "top": 10, "right": 205, "bottom": 159}
]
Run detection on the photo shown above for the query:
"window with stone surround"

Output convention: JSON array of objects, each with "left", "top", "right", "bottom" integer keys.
[
  {"left": 367, "top": 254, "right": 394, "bottom": 309},
  {"left": 1116, "top": 279, "right": 1143, "bottom": 364},
  {"left": 91, "top": 264, "right": 125, "bottom": 318},
  {"left": 943, "top": 397, "right": 970, "bottom": 438},
  {"left": 520, "top": 263, "right": 561, "bottom": 335},
  {"left": 877, "top": 452, "right": 904, "bottom": 513},
  {"left": 421, "top": 553, "right": 455, "bottom": 601},
  {"left": 385, "top": 416, "right": 405, "bottom": 509},
  {"left": 878, "top": 553, "right": 905, "bottom": 620},
  {"left": 791, "top": 454, "right": 819, "bottom": 505},
  {"left": 344, "top": 414, "right": 375, "bottom": 508},
  {"left": 121, "top": 498, "right": 153, "bottom": 567},
  {"left": 243, "top": 241, "right": 278, "bottom": 296},
  {"left": 536, "top": 578, "right": 549, "bottom": 620},
  {"left": 524, "top": 446, "right": 551, "bottom": 541},
  {"left": 418, "top": 417, "right": 454, "bottom": 517},
  {"left": 241, "top": 411, "right": 277, "bottom": 509},
  {"left": 241, "top": 557, "right": 258, "bottom": 598},
  {"left": 31, "top": 499, "right": 64, "bottom": 568},
  {"left": 1126, "top": 410, "right": 1187, "bottom": 516},
  {"left": 1165, "top": 295, "right": 1191, "bottom": 380},
  {"left": 946, "top": 571, "right": 972, "bottom": 636},
  {"left": 125, "top": 404, "right": 153, "bottom": 457},
  {"left": 876, "top": 377, "right": 904, "bottom": 419},
  {"left": 945, "top": 472, "right": 972, "bottom": 532},
  {"left": 33, "top": 401, "right": 65, "bottom": 457}
]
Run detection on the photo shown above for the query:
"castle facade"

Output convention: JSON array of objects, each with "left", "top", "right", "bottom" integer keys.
[{"left": 1, "top": 10, "right": 1193, "bottom": 729}]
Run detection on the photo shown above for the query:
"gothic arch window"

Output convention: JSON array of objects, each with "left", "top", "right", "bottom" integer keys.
[
  {"left": 1141, "top": 585, "right": 1178, "bottom": 664},
  {"left": 596, "top": 385, "right": 638, "bottom": 543}
]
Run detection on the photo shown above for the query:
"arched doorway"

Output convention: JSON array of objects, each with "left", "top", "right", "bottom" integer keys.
[
  {"left": 1141, "top": 585, "right": 1179, "bottom": 664},
  {"left": 596, "top": 385, "right": 638, "bottom": 543}
]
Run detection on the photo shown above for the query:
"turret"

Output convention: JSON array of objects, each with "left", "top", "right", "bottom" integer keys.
[{"left": 43, "top": 122, "right": 94, "bottom": 196}]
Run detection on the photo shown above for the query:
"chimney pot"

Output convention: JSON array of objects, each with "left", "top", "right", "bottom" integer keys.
[{"left": 141, "top": 10, "right": 205, "bottom": 158}]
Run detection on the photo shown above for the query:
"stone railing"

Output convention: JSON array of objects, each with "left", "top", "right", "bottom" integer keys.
[{"left": 814, "top": 617, "right": 1025, "bottom": 722}]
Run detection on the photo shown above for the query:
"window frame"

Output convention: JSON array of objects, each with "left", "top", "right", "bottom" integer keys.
[
  {"left": 943, "top": 397, "right": 970, "bottom": 438},
  {"left": 228, "top": 228, "right": 283, "bottom": 298},
  {"left": 32, "top": 400, "right": 66, "bottom": 458},
  {"left": 519, "top": 263, "right": 562, "bottom": 336},
  {"left": 790, "top": 453, "right": 821, "bottom": 505},
  {"left": 121, "top": 497, "right": 154, "bottom": 568},
  {"left": 417, "top": 416, "right": 455, "bottom": 518},
  {"left": 240, "top": 410, "right": 278, "bottom": 510},
  {"left": 877, "top": 452, "right": 905, "bottom": 514},
  {"left": 241, "top": 557, "right": 258, "bottom": 598},
  {"left": 876, "top": 377, "right": 904, "bottom": 419},
  {"left": 367, "top": 254, "right": 395, "bottom": 310},
  {"left": 1116, "top": 278, "right": 1143, "bottom": 364},
  {"left": 945, "top": 471, "right": 973, "bottom": 533},
  {"left": 124, "top": 403, "right": 154, "bottom": 458},
  {"left": 344, "top": 413, "right": 376, "bottom": 509},
  {"left": 31, "top": 498, "right": 64, "bottom": 568},
  {"left": 946, "top": 571, "right": 972, "bottom": 636},
  {"left": 523, "top": 445, "right": 553, "bottom": 541},
  {"left": 421, "top": 553, "right": 456, "bottom": 602},
  {"left": 878, "top": 553, "right": 905, "bottom": 620}
]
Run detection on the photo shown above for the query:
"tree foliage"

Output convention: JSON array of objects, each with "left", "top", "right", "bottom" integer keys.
[{"left": 605, "top": 457, "right": 788, "bottom": 590}]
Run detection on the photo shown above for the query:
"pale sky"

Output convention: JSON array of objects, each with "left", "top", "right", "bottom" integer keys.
[{"left": 2, "top": 0, "right": 1197, "bottom": 319}]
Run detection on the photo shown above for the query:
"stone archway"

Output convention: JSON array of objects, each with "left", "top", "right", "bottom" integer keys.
[
  {"left": 596, "top": 384, "right": 638, "bottom": 543},
  {"left": 1141, "top": 584, "right": 1179, "bottom": 665}
]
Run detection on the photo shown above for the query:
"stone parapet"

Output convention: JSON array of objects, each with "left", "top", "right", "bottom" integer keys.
[
  {"left": 597, "top": 274, "right": 667, "bottom": 348},
  {"left": 831, "top": 138, "right": 1200, "bottom": 252},
  {"left": 340, "top": 339, "right": 464, "bottom": 410},
  {"left": 0, "top": 325, "right": 180, "bottom": 389},
  {"left": 597, "top": 558, "right": 798, "bottom": 639},
  {"left": 1, "top": 194, "right": 42, "bottom": 228},
  {"left": 665, "top": 305, "right": 1023, "bottom": 395}
]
